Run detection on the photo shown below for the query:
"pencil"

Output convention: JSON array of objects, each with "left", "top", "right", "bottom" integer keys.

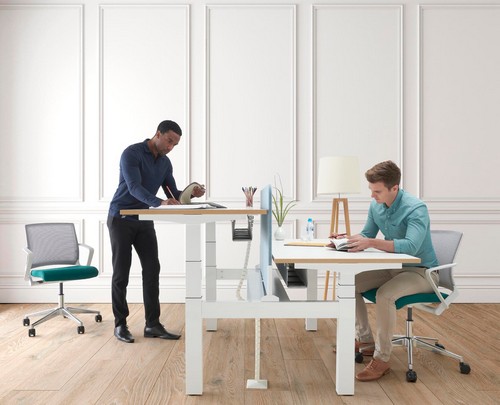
[{"left": 166, "top": 186, "right": 175, "bottom": 200}]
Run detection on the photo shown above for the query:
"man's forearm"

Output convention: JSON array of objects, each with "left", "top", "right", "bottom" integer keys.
[{"left": 370, "top": 238, "right": 395, "bottom": 253}]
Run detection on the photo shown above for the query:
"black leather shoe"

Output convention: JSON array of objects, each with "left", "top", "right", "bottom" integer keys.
[
  {"left": 114, "top": 325, "right": 135, "bottom": 343},
  {"left": 144, "top": 323, "right": 181, "bottom": 340}
]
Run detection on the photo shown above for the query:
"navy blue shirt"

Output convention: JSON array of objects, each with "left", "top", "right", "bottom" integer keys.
[
  {"left": 360, "top": 189, "right": 438, "bottom": 268},
  {"left": 108, "top": 139, "right": 181, "bottom": 218}
]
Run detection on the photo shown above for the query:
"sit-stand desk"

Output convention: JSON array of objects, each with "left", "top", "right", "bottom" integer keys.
[
  {"left": 119, "top": 205, "right": 269, "bottom": 396},
  {"left": 272, "top": 243, "right": 420, "bottom": 394}
]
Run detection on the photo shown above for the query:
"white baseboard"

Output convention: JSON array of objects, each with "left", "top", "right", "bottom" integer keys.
[{"left": 2, "top": 276, "right": 499, "bottom": 304}]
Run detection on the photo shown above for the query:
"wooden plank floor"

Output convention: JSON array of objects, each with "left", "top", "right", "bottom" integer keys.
[{"left": 0, "top": 303, "right": 499, "bottom": 404}]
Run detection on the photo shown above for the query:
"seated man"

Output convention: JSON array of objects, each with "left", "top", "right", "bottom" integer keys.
[{"left": 331, "top": 160, "right": 438, "bottom": 381}]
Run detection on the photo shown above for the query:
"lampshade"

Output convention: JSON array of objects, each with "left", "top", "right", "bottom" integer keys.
[{"left": 317, "top": 156, "right": 361, "bottom": 195}]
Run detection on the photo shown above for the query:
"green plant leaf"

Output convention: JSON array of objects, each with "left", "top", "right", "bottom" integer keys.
[{"left": 272, "top": 174, "right": 297, "bottom": 227}]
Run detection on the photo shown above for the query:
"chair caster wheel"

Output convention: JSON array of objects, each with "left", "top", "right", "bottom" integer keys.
[
  {"left": 78, "top": 326, "right": 85, "bottom": 334},
  {"left": 406, "top": 370, "right": 417, "bottom": 382},
  {"left": 95, "top": 314, "right": 102, "bottom": 322},
  {"left": 460, "top": 362, "right": 471, "bottom": 374},
  {"left": 355, "top": 352, "right": 364, "bottom": 363},
  {"left": 23, "top": 318, "right": 30, "bottom": 326},
  {"left": 29, "top": 328, "right": 36, "bottom": 337},
  {"left": 435, "top": 342, "right": 445, "bottom": 350}
]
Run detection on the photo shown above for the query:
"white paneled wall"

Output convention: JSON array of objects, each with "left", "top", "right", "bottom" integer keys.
[
  {"left": 0, "top": 0, "right": 499, "bottom": 304},
  {"left": 206, "top": 5, "right": 296, "bottom": 201},
  {"left": 420, "top": 5, "right": 500, "bottom": 200},
  {"left": 0, "top": 5, "right": 83, "bottom": 202},
  {"left": 100, "top": 5, "right": 190, "bottom": 201},
  {"left": 313, "top": 5, "right": 402, "bottom": 198}
]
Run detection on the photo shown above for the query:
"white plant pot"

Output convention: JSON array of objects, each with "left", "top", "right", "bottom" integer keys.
[{"left": 274, "top": 226, "right": 286, "bottom": 241}]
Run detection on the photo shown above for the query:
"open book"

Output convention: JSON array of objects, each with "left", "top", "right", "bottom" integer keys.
[
  {"left": 178, "top": 182, "right": 226, "bottom": 208},
  {"left": 179, "top": 182, "right": 203, "bottom": 204},
  {"left": 329, "top": 237, "right": 350, "bottom": 251}
]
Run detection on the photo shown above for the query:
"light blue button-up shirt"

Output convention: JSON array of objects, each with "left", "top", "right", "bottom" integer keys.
[{"left": 360, "top": 189, "right": 438, "bottom": 268}]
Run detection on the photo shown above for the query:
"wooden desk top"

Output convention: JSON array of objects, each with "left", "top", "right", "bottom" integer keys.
[
  {"left": 120, "top": 207, "right": 267, "bottom": 216},
  {"left": 273, "top": 241, "right": 421, "bottom": 265}
]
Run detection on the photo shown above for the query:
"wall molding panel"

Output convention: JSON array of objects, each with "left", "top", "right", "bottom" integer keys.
[
  {"left": 312, "top": 4, "right": 403, "bottom": 201},
  {"left": 205, "top": 4, "right": 297, "bottom": 202},
  {"left": 0, "top": 4, "right": 83, "bottom": 202},
  {"left": 419, "top": 4, "right": 500, "bottom": 201},
  {"left": 99, "top": 4, "right": 190, "bottom": 201}
]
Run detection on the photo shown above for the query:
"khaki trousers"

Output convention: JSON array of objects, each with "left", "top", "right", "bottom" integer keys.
[{"left": 355, "top": 267, "right": 438, "bottom": 362}]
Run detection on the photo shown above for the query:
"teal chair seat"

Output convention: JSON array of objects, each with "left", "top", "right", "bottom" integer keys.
[
  {"left": 362, "top": 288, "right": 449, "bottom": 310},
  {"left": 31, "top": 266, "right": 99, "bottom": 282}
]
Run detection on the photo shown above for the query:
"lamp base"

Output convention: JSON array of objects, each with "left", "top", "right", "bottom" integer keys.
[{"left": 324, "top": 197, "right": 351, "bottom": 301}]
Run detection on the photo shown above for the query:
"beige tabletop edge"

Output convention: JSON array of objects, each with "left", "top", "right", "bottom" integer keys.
[
  {"left": 272, "top": 256, "right": 421, "bottom": 264},
  {"left": 120, "top": 207, "right": 267, "bottom": 216}
]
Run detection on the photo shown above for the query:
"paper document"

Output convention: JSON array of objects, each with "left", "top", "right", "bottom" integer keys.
[
  {"left": 150, "top": 204, "right": 211, "bottom": 210},
  {"left": 284, "top": 240, "right": 328, "bottom": 247},
  {"left": 190, "top": 202, "right": 226, "bottom": 208}
]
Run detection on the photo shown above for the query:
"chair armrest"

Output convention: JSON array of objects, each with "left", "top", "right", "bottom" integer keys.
[
  {"left": 23, "top": 247, "right": 34, "bottom": 282},
  {"left": 78, "top": 243, "right": 95, "bottom": 266},
  {"left": 424, "top": 263, "right": 457, "bottom": 307}
]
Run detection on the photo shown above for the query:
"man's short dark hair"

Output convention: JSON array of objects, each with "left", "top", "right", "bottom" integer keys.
[
  {"left": 365, "top": 160, "right": 401, "bottom": 189},
  {"left": 157, "top": 120, "right": 182, "bottom": 136}
]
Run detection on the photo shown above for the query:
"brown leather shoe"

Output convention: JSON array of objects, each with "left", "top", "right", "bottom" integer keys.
[
  {"left": 333, "top": 340, "right": 374, "bottom": 356},
  {"left": 355, "top": 340, "right": 375, "bottom": 356},
  {"left": 356, "top": 359, "right": 391, "bottom": 381}
]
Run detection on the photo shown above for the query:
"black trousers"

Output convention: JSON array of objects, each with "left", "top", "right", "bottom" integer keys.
[{"left": 107, "top": 215, "right": 161, "bottom": 328}]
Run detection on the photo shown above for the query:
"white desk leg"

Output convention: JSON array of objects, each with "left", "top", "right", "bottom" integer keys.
[
  {"left": 205, "top": 222, "right": 217, "bottom": 331},
  {"left": 305, "top": 269, "right": 318, "bottom": 331},
  {"left": 335, "top": 269, "right": 355, "bottom": 395},
  {"left": 185, "top": 223, "right": 203, "bottom": 395}
]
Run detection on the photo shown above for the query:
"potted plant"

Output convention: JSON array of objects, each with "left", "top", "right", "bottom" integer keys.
[{"left": 272, "top": 175, "right": 297, "bottom": 240}]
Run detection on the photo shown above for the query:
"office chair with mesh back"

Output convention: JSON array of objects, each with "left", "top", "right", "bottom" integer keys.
[
  {"left": 358, "top": 230, "right": 471, "bottom": 382},
  {"left": 22, "top": 223, "right": 102, "bottom": 337}
]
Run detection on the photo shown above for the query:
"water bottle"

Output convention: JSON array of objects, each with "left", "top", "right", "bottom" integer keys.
[{"left": 306, "top": 218, "right": 314, "bottom": 241}]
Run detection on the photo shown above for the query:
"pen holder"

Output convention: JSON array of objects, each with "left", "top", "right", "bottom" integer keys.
[{"left": 242, "top": 187, "right": 256, "bottom": 207}]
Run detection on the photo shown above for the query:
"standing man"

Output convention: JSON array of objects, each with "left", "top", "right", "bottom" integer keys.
[
  {"left": 331, "top": 160, "right": 438, "bottom": 380},
  {"left": 108, "top": 120, "right": 205, "bottom": 343}
]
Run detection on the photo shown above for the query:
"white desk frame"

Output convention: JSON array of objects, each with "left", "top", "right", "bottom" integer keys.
[
  {"left": 120, "top": 207, "right": 268, "bottom": 396},
  {"left": 272, "top": 243, "right": 420, "bottom": 395},
  {"left": 121, "top": 207, "right": 420, "bottom": 396}
]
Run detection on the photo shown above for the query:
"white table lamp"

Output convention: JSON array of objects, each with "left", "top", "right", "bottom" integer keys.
[
  {"left": 317, "top": 156, "right": 360, "bottom": 300},
  {"left": 317, "top": 156, "right": 360, "bottom": 235}
]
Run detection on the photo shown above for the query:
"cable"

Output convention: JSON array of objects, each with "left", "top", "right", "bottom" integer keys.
[
  {"left": 236, "top": 239, "right": 251, "bottom": 300},
  {"left": 234, "top": 215, "right": 253, "bottom": 301}
]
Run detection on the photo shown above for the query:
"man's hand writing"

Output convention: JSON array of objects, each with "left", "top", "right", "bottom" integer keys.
[{"left": 161, "top": 198, "right": 180, "bottom": 205}]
